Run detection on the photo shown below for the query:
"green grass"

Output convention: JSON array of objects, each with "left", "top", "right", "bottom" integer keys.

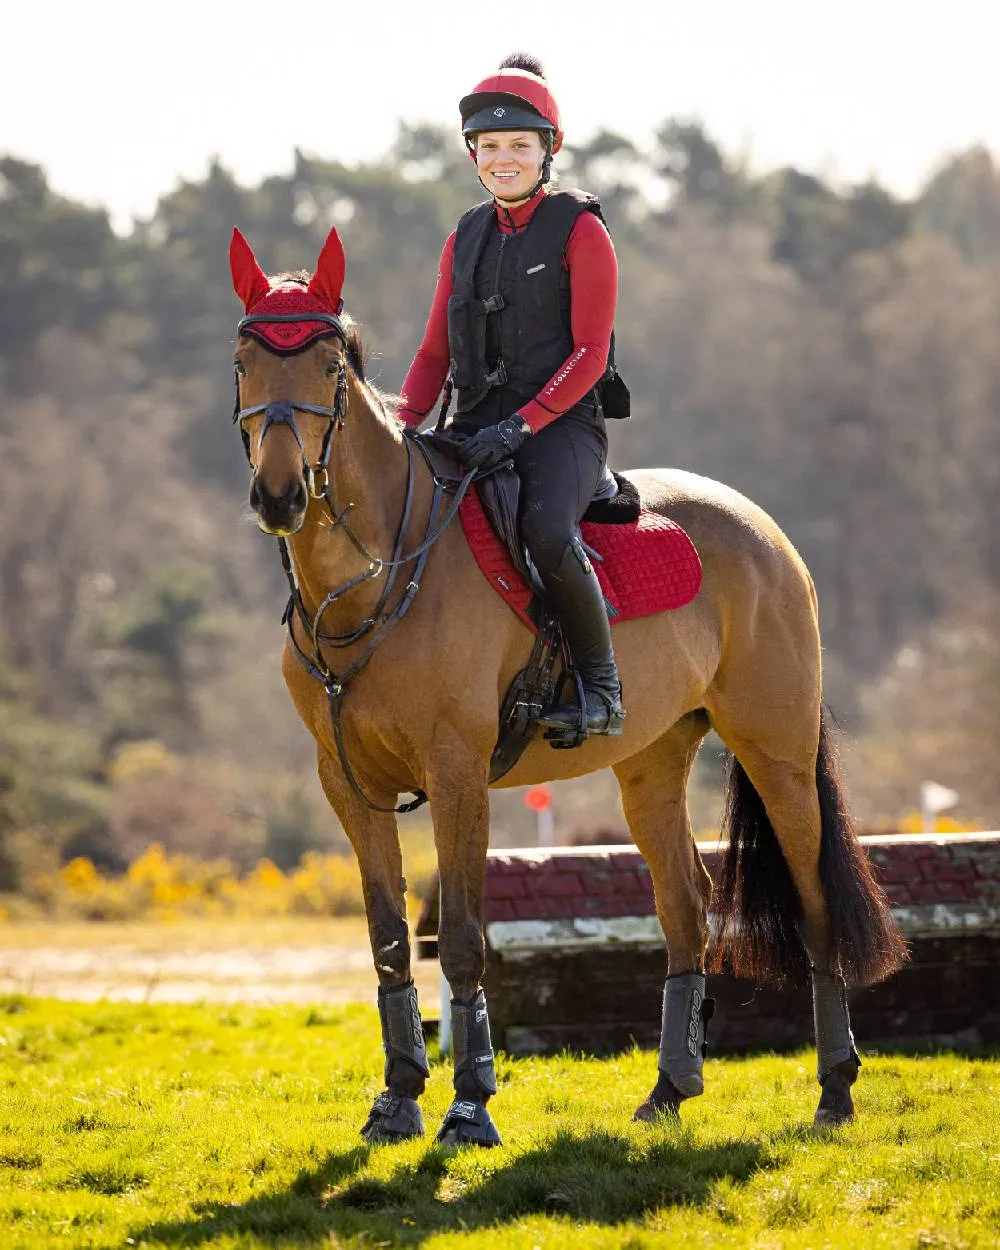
[{"left": 1, "top": 996, "right": 997, "bottom": 1248}]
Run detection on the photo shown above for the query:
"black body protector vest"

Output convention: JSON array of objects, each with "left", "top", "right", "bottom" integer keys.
[{"left": 447, "top": 189, "right": 624, "bottom": 419}]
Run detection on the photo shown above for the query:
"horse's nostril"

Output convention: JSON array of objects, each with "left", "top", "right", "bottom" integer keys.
[
  {"left": 249, "top": 477, "right": 261, "bottom": 511},
  {"left": 287, "top": 480, "right": 307, "bottom": 512}
]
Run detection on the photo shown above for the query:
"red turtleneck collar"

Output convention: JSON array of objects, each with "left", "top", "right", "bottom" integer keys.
[{"left": 493, "top": 187, "right": 548, "bottom": 234}]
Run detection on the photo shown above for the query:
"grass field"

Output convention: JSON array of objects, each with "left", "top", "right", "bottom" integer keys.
[{"left": 1, "top": 996, "right": 998, "bottom": 1249}]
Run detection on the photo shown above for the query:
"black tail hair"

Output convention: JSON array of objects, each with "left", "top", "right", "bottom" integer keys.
[
  {"left": 499, "top": 52, "right": 546, "bottom": 78},
  {"left": 710, "top": 707, "right": 909, "bottom": 987}
]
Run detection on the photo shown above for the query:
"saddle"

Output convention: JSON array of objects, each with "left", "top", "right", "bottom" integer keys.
[
  {"left": 409, "top": 430, "right": 701, "bottom": 777},
  {"left": 473, "top": 460, "right": 644, "bottom": 771}
]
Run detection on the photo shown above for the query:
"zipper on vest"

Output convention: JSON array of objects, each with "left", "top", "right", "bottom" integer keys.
[
  {"left": 484, "top": 231, "right": 509, "bottom": 388},
  {"left": 493, "top": 232, "right": 508, "bottom": 301}
]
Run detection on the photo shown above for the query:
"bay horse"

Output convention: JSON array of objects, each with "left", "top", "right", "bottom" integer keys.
[{"left": 229, "top": 226, "right": 906, "bottom": 1146}]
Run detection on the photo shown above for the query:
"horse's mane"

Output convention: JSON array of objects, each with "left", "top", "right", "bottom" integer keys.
[{"left": 271, "top": 270, "right": 368, "bottom": 381}]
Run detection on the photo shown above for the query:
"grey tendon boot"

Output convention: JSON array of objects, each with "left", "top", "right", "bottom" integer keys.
[{"left": 361, "top": 982, "right": 429, "bottom": 1142}]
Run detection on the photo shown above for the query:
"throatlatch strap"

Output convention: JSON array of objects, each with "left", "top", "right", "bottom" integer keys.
[
  {"left": 378, "top": 982, "right": 430, "bottom": 1087},
  {"left": 451, "top": 988, "right": 498, "bottom": 1099},
  {"left": 658, "top": 972, "right": 715, "bottom": 1099},
  {"left": 812, "top": 970, "right": 860, "bottom": 1081}
]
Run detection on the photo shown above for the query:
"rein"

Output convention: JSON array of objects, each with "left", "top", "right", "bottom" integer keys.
[{"left": 234, "top": 312, "right": 476, "bottom": 814}]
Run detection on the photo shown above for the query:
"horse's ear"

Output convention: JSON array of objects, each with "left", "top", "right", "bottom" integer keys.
[
  {"left": 229, "top": 228, "right": 270, "bottom": 311},
  {"left": 307, "top": 227, "right": 346, "bottom": 313}
]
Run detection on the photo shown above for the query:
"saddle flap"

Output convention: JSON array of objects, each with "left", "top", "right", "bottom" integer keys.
[{"left": 475, "top": 468, "right": 534, "bottom": 588}]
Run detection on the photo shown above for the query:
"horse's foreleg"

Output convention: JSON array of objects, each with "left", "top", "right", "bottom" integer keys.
[
  {"left": 315, "top": 748, "right": 429, "bottom": 1143},
  {"left": 425, "top": 746, "right": 501, "bottom": 1148},
  {"left": 614, "top": 717, "right": 716, "bottom": 1122}
]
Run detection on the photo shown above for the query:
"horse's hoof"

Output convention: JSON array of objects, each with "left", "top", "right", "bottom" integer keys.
[
  {"left": 360, "top": 1090, "right": 425, "bottom": 1143},
  {"left": 633, "top": 1073, "right": 683, "bottom": 1124},
  {"left": 435, "top": 1098, "right": 501, "bottom": 1148},
  {"left": 813, "top": 1057, "right": 858, "bottom": 1128}
]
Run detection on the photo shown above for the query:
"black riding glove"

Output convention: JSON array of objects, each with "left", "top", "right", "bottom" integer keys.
[{"left": 456, "top": 414, "right": 531, "bottom": 472}]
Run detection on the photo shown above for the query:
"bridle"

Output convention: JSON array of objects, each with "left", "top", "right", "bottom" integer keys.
[
  {"left": 234, "top": 312, "right": 348, "bottom": 499},
  {"left": 233, "top": 310, "right": 476, "bottom": 815}
]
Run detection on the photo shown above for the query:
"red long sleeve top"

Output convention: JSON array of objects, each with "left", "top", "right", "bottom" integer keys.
[{"left": 397, "top": 188, "right": 618, "bottom": 433}]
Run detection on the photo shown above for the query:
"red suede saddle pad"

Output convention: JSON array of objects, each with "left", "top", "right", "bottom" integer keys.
[{"left": 459, "top": 487, "right": 702, "bottom": 631}]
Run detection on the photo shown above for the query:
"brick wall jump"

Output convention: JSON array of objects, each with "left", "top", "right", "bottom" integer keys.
[{"left": 416, "top": 833, "right": 1000, "bottom": 1055}]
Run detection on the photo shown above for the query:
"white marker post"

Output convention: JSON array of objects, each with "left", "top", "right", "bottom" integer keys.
[
  {"left": 438, "top": 880, "right": 451, "bottom": 1055},
  {"left": 524, "top": 785, "right": 554, "bottom": 846},
  {"left": 920, "top": 780, "right": 959, "bottom": 833}
]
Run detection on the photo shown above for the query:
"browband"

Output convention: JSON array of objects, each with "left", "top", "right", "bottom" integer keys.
[{"left": 237, "top": 311, "right": 347, "bottom": 339}]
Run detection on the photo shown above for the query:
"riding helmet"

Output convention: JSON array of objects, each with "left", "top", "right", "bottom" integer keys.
[{"left": 460, "top": 53, "right": 564, "bottom": 154}]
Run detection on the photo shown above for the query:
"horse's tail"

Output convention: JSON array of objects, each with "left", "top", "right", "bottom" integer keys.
[{"left": 710, "top": 706, "right": 908, "bottom": 987}]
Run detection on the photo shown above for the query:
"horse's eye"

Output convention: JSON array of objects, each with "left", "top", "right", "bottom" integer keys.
[{"left": 326, "top": 359, "right": 340, "bottom": 376}]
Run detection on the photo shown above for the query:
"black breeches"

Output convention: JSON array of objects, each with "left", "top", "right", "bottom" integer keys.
[
  {"left": 449, "top": 392, "right": 608, "bottom": 578},
  {"left": 512, "top": 409, "right": 608, "bottom": 577}
]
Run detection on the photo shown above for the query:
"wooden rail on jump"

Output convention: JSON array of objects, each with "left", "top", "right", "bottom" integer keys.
[{"left": 415, "top": 833, "right": 1000, "bottom": 1055}]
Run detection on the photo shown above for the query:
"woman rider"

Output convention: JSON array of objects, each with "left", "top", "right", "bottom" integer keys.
[{"left": 397, "top": 52, "right": 626, "bottom": 740}]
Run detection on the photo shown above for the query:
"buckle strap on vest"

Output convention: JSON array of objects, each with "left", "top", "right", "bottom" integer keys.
[{"left": 479, "top": 293, "right": 506, "bottom": 313}]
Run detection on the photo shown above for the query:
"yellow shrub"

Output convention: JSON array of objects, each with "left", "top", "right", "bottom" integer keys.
[{"left": 20, "top": 841, "right": 436, "bottom": 922}]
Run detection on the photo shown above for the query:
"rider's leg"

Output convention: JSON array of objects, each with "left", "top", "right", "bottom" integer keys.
[{"left": 513, "top": 409, "right": 625, "bottom": 737}]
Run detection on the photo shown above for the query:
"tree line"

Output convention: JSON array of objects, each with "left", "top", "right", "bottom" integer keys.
[{"left": 1, "top": 119, "right": 998, "bottom": 886}]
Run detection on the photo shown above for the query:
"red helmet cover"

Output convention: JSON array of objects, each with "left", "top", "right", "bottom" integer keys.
[{"left": 460, "top": 68, "right": 563, "bottom": 153}]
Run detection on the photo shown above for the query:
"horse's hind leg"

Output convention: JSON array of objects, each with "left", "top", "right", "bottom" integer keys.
[
  {"left": 315, "top": 748, "right": 429, "bottom": 1143},
  {"left": 711, "top": 730, "right": 859, "bottom": 1125},
  {"left": 710, "top": 703, "right": 905, "bottom": 1126},
  {"left": 613, "top": 713, "right": 716, "bottom": 1122}
]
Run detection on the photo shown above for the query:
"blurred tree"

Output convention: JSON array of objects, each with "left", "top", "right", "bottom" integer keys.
[
  {"left": 561, "top": 129, "right": 646, "bottom": 224},
  {"left": 653, "top": 119, "right": 747, "bottom": 218},
  {"left": 917, "top": 145, "right": 1000, "bottom": 266},
  {"left": 757, "top": 167, "right": 910, "bottom": 292},
  {"left": 0, "top": 158, "right": 120, "bottom": 395}
]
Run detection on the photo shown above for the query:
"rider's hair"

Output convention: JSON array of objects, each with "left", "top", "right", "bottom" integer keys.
[{"left": 498, "top": 51, "right": 546, "bottom": 78}]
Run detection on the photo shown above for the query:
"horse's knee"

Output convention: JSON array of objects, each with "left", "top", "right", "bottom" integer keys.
[{"left": 367, "top": 892, "right": 411, "bottom": 985}]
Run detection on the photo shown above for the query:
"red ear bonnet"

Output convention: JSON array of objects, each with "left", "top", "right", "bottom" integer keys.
[
  {"left": 229, "top": 228, "right": 270, "bottom": 311},
  {"left": 230, "top": 226, "right": 347, "bottom": 355},
  {"left": 307, "top": 227, "right": 346, "bottom": 314}
]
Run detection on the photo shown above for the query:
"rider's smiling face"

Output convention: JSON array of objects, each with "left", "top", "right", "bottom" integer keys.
[{"left": 474, "top": 131, "right": 545, "bottom": 204}]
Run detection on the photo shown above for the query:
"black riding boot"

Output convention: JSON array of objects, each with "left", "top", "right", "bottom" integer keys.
[{"left": 535, "top": 537, "right": 626, "bottom": 742}]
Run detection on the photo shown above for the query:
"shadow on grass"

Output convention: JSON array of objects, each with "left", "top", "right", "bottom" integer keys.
[{"left": 130, "top": 1128, "right": 773, "bottom": 1246}]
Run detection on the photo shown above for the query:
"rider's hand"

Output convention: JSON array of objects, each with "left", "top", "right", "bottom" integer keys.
[{"left": 455, "top": 415, "right": 531, "bottom": 472}]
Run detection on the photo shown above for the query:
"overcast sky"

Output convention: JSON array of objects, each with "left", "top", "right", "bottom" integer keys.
[{"left": 4, "top": 0, "right": 999, "bottom": 231}]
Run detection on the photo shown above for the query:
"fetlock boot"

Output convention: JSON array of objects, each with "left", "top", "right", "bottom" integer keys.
[{"left": 534, "top": 537, "right": 626, "bottom": 742}]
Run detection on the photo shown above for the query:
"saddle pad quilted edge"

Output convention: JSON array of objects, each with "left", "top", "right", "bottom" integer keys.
[{"left": 458, "top": 491, "right": 702, "bottom": 632}]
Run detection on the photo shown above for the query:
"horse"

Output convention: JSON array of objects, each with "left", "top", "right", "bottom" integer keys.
[{"left": 228, "top": 225, "right": 906, "bottom": 1147}]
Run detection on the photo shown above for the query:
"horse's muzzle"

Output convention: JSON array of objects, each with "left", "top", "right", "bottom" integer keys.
[{"left": 250, "top": 474, "right": 308, "bottom": 536}]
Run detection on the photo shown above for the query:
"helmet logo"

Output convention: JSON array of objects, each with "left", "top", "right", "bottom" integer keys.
[{"left": 493, "top": 107, "right": 505, "bottom": 117}]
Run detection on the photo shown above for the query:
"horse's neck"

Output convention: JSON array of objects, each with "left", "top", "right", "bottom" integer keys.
[{"left": 285, "top": 380, "right": 421, "bottom": 633}]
